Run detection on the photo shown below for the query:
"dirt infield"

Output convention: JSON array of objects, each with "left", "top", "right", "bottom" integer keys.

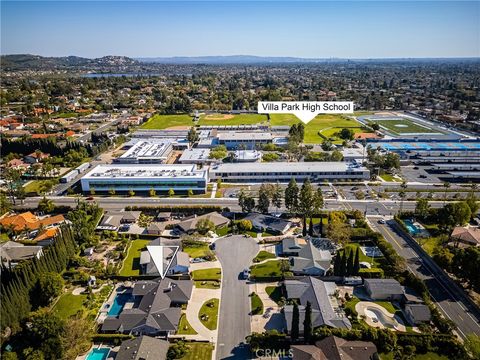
[
  {"left": 165, "top": 125, "right": 191, "bottom": 130},
  {"left": 203, "top": 114, "right": 235, "bottom": 120}
]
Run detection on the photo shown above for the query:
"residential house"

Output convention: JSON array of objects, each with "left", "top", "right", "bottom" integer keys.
[
  {"left": 101, "top": 278, "right": 192, "bottom": 337},
  {"left": 6, "top": 159, "right": 30, "bottom": 173},
  {"left": 288, "top": 241, "right": 332, "bottom": 276},
  {"left": 24, "top": 151, "right": 49, "bottom": 164},
  {"left": 139, "top": 238, "right": 189, "bottom": 276},
  {"left": 146, "top": 222, "right": 164, "bottom": 236},
  {"left": 279, "top": 237, "right": 306, "bottom": 257},
  {"left": 0, "top": 212, "right": 66, "bottom": 241},
  {"left": 364, "top": 279, "right": 404, "bottom": 301},
  {"left": 450, "top": 226, "right": 480, "bottom": 247},
  {"left": 244, "top": 213, "right": 292, "bottom": 235},
  {"left": 404, "top": 304, "right": 431, "bottom": 325},
  {"left": 284, "top": 277, "right": 351, "bottom": 333},
  {"left": 97, "top": 210, "right": 142, "bottom": 231},
  {"left": 0, "top": 241, "right": 44, "bottom": 267},
  {"left": 291, "top": 335, "right": 378, "bottom": 360},
  {"left": 175, "top": 212, "right": 229, "bottom": 234},
  {"left": 115, "top": 335, "right": 169, "bottom": 360}
]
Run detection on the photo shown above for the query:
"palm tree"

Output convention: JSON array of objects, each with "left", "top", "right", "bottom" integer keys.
[
  {"left": 443, "top": 182, "right": 450, "bottom": 205},
  {"left": 399, "top": 181, "right": 407, "bottom": 215}
]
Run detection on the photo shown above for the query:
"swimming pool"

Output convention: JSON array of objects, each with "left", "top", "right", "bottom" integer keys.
[
  {"left": 403, "top": 219, "right": 420, "bottom": 235},
  {"left": 86, "top": 348, "right": 110, "bottom": 360},
  {"left": 107, "top": 293, "right": 132, "bottom": 316}
]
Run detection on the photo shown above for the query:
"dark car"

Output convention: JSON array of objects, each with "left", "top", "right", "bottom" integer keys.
[{"left": 86, "top": 196, "right": 94, "bottom": 200}]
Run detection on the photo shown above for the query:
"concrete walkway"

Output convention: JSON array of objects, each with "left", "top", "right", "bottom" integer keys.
[
  {"left": 250, "top": 282, "right": 285, "bottom": 333},
  {"left": 185, "top": 286, "right": 221, "bottom": 341},
  {"left": 190, "top": 260, "right": 221, "bottom": 271},
  {"left": 355, "top": 301, "right": 407, "bottom": 332}
]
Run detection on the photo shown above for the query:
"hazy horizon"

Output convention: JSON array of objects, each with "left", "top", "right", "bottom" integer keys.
[{"left": 1, "top": 1, "right": 479, "bottom": 58}]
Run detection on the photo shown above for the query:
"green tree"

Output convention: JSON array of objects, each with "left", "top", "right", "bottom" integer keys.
[
  {"left": 414, "top": 198, "right": 430, "bottom": 219},
  {"left": 353, "top": 247, "right": 360, "bottom": 275},
  {"left": 339, "top": 128, "right": 354, "bottom": 141},
  {"left": 464, "top": 334, "right": 480, "bottom": 360},
  {"left": 168, "top": 188, "right": 175, "bottom": 197},
  {"left": 465, "top": 191, "right": 479, "bottom": 219},
  {"left": 257, "top": 184, "right": 271, "bottom": 214},
  {"left": 38, "top": 197, "right": 55, "bottom": 214},
  {"left": 108, "top": 188, "right": 116, "bottom": 196},
  {"left": 28, "top": 308, "right": 65, "bottom": 360},
  {"left": 304, "top": 301, "right": 312, "bottom": 343},
  {"left": 0, "top": 192, "right": 12, "bottom": 216},
  {"left": 128, "top": 189, "right": 135, "bottom": 197},
  {"left": 291, "top": 302, "right": 299, "bottom": 341},
  {"left": 187, "top": 126, "right": 199, "bottom": 146},
  {"left": 271, "top": 182, "right": 283, "bottom": 211},
  {"left": 237, "top": 219, "right": 253, "bottom": 232},
  {"left": 238, "top": 189, "right": 255, "bottom": 213},
  {"left": 149, "top": 188, "right": 156, "bottom": 197},
  {"left": 196, "top": 218, "right": 215, "bottom": 235},
  {"left": 325, "top": 222, "right": 351, "bottom": 246},
  {"left": 36, "top": 272, "right": 64, "bottom": 306},
  {"left": 187, "top": 189, "right": 194, "bottom": 197},
  {"left": 284, "top": 178, "right": 299, "bottom": 214},
  {"left": 347, "top": 250, "right": 354, "bottom": 276}
]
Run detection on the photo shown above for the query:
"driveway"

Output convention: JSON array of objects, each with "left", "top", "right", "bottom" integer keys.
[{"left": 215, "top": 235, "right": 259, "bottom": 359}]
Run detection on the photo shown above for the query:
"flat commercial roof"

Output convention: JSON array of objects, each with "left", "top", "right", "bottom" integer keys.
[
  {"left": 375, "top": 141, "right": 480, "bottom": 152},
  {"left": 178, "top": 148, "right": 211, "bottom": 161},
  {"left": 210, "top": 162, "right": 367, "bottom": 173},
  {"left": 83, "top": 164, "right": 206, "bottom": 179},
  {"left": 217, "top": 132, "right": 272, "bottom": 141},
  {"left": 118, "top": 140, "right": 172, "bottom": 160}
]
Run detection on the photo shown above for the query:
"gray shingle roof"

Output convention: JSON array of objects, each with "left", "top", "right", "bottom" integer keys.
[
  {"left": 284, "top": 277, "right": 351, "bottom": 330},
  {"left": 115, "top": 335, "right": 169, "bottom": 360}
]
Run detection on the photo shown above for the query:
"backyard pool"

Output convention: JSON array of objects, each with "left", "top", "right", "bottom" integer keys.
[
  {"left": 86, "top": 348, "right": 110, "bottom": 360},
  {"left": 404, "top": 219, "right": 421, "bottom": 235},
  {"left": 107, "top": 293, "right": 132, "bottom": 316}
]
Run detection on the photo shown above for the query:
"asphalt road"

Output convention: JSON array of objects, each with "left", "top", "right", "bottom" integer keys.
[
  {"left": 214, "top": 235, "right": 259, "bottom": 359},
  {"left": 18, "top": 196, "right": 448, "bottom": 215},
  {"left": 368, "top": 218, "right": 480, "bottom": 339}
]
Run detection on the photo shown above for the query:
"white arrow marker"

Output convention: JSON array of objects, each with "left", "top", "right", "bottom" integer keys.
[{"left": 147, "top": 245, "right": 180, "bottom": 279}]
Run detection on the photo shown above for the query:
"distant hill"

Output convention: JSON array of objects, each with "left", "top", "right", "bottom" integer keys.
[
  {"left": 1, "top": 54, "right": 138, "bottom": 71},
  {"left": 135, "top": 55, "right": 342, "bottom": 64}
]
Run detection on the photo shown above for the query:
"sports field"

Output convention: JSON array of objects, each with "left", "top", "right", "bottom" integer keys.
[
  {"left": 141, "top": 113, "right": 367, "bottom": 144},
  {"left": 270, "top": 114, "right": 367, "bottom": 143},
  {"left": 140, "top": 114, "right": 194, "bottom": 129},
  {"left": 198, "top": 113, "right": 267, "bottom": 126},
  {"left": 373, "top": 119, "right": 440, "bottom": 135}
]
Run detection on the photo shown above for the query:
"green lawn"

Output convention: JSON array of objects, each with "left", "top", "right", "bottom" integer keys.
[
  {"left": 344, "top": 296, "right": 361, "bottom": 316},
  {"left": 339, "top": 243, "right": 384, "bottom": 267},
  {"left": 418, "top": 236, "right": 443, "bottom": 256},
  {"left": 179, "top": 342, "right": 214, "bottom": 360},
  {"left": 250, "top": 292, "right": 264, "bottom": 315},
  {"left": 265, "top": 286, "right": 284, "bottom": 304},
  {"left": 191, "top": 268, "right": 222, "bottom": 281},
  {"left": 119, "top": 239, "right": 150, "bottom": 276},
  {"left": 379, "top": 174, "right": 401, "bottom": 182},
  {"left": 140, "top": 114, "right": 194, "bottom": 129},
  {"left": 250, "top": 260, "right": 290, "bottom": 279},
  {"left": 23, "top": 180, "right": 55, "bottom": 195},
  {"left": 52, "top": 292, "right": 87, "bottom": 319},
  {"left": 198, "top": 298, "right": 219, "bottom": 330},
  {"left": 198, "top": 113, "right": 267, "bottom": 126},
  {"left": 375, "top": 301, "right": 397, "bottom": 314},
  {"left": 194, "top": 280, "right": 221, "bottom": 289},
  {"left": 177, "top": 314, "right": 198, "bottom": 335},
  {"left": 373, "top": 119, "right": 442, "bottom": 135},
  {"left": 183, "top": 243, "right": 211, "bottom": 258},
  {"left": 270, "top": 114, "right": 366, "bottom": 144},
  {"left": 253, "top": 250, "right": 276, "bottom": 263}
]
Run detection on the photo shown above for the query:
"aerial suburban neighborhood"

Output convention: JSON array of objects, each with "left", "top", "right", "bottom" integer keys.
[{"left": 1, "top": 1, "right": 480, "bottom": 360}]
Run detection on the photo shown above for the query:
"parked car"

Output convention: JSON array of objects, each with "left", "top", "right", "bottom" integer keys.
[
  {"left": 378, "top": 219, "right": 386, "bottom": 224},
  {"left": 242, "top": 268, "right": 250, "bottom": 279}
]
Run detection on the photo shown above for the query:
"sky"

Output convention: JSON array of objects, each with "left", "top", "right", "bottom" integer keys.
[{"left": 1, "top": 1, "right": 479, "bottom": 58}]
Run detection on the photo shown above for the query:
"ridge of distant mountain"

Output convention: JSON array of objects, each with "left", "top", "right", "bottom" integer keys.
[
  {"left": 135, "top": 55, "right": 341, "bottom": 64},
  {"left": 1, "top": 54, "right": 138, "bottom": 70}
]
